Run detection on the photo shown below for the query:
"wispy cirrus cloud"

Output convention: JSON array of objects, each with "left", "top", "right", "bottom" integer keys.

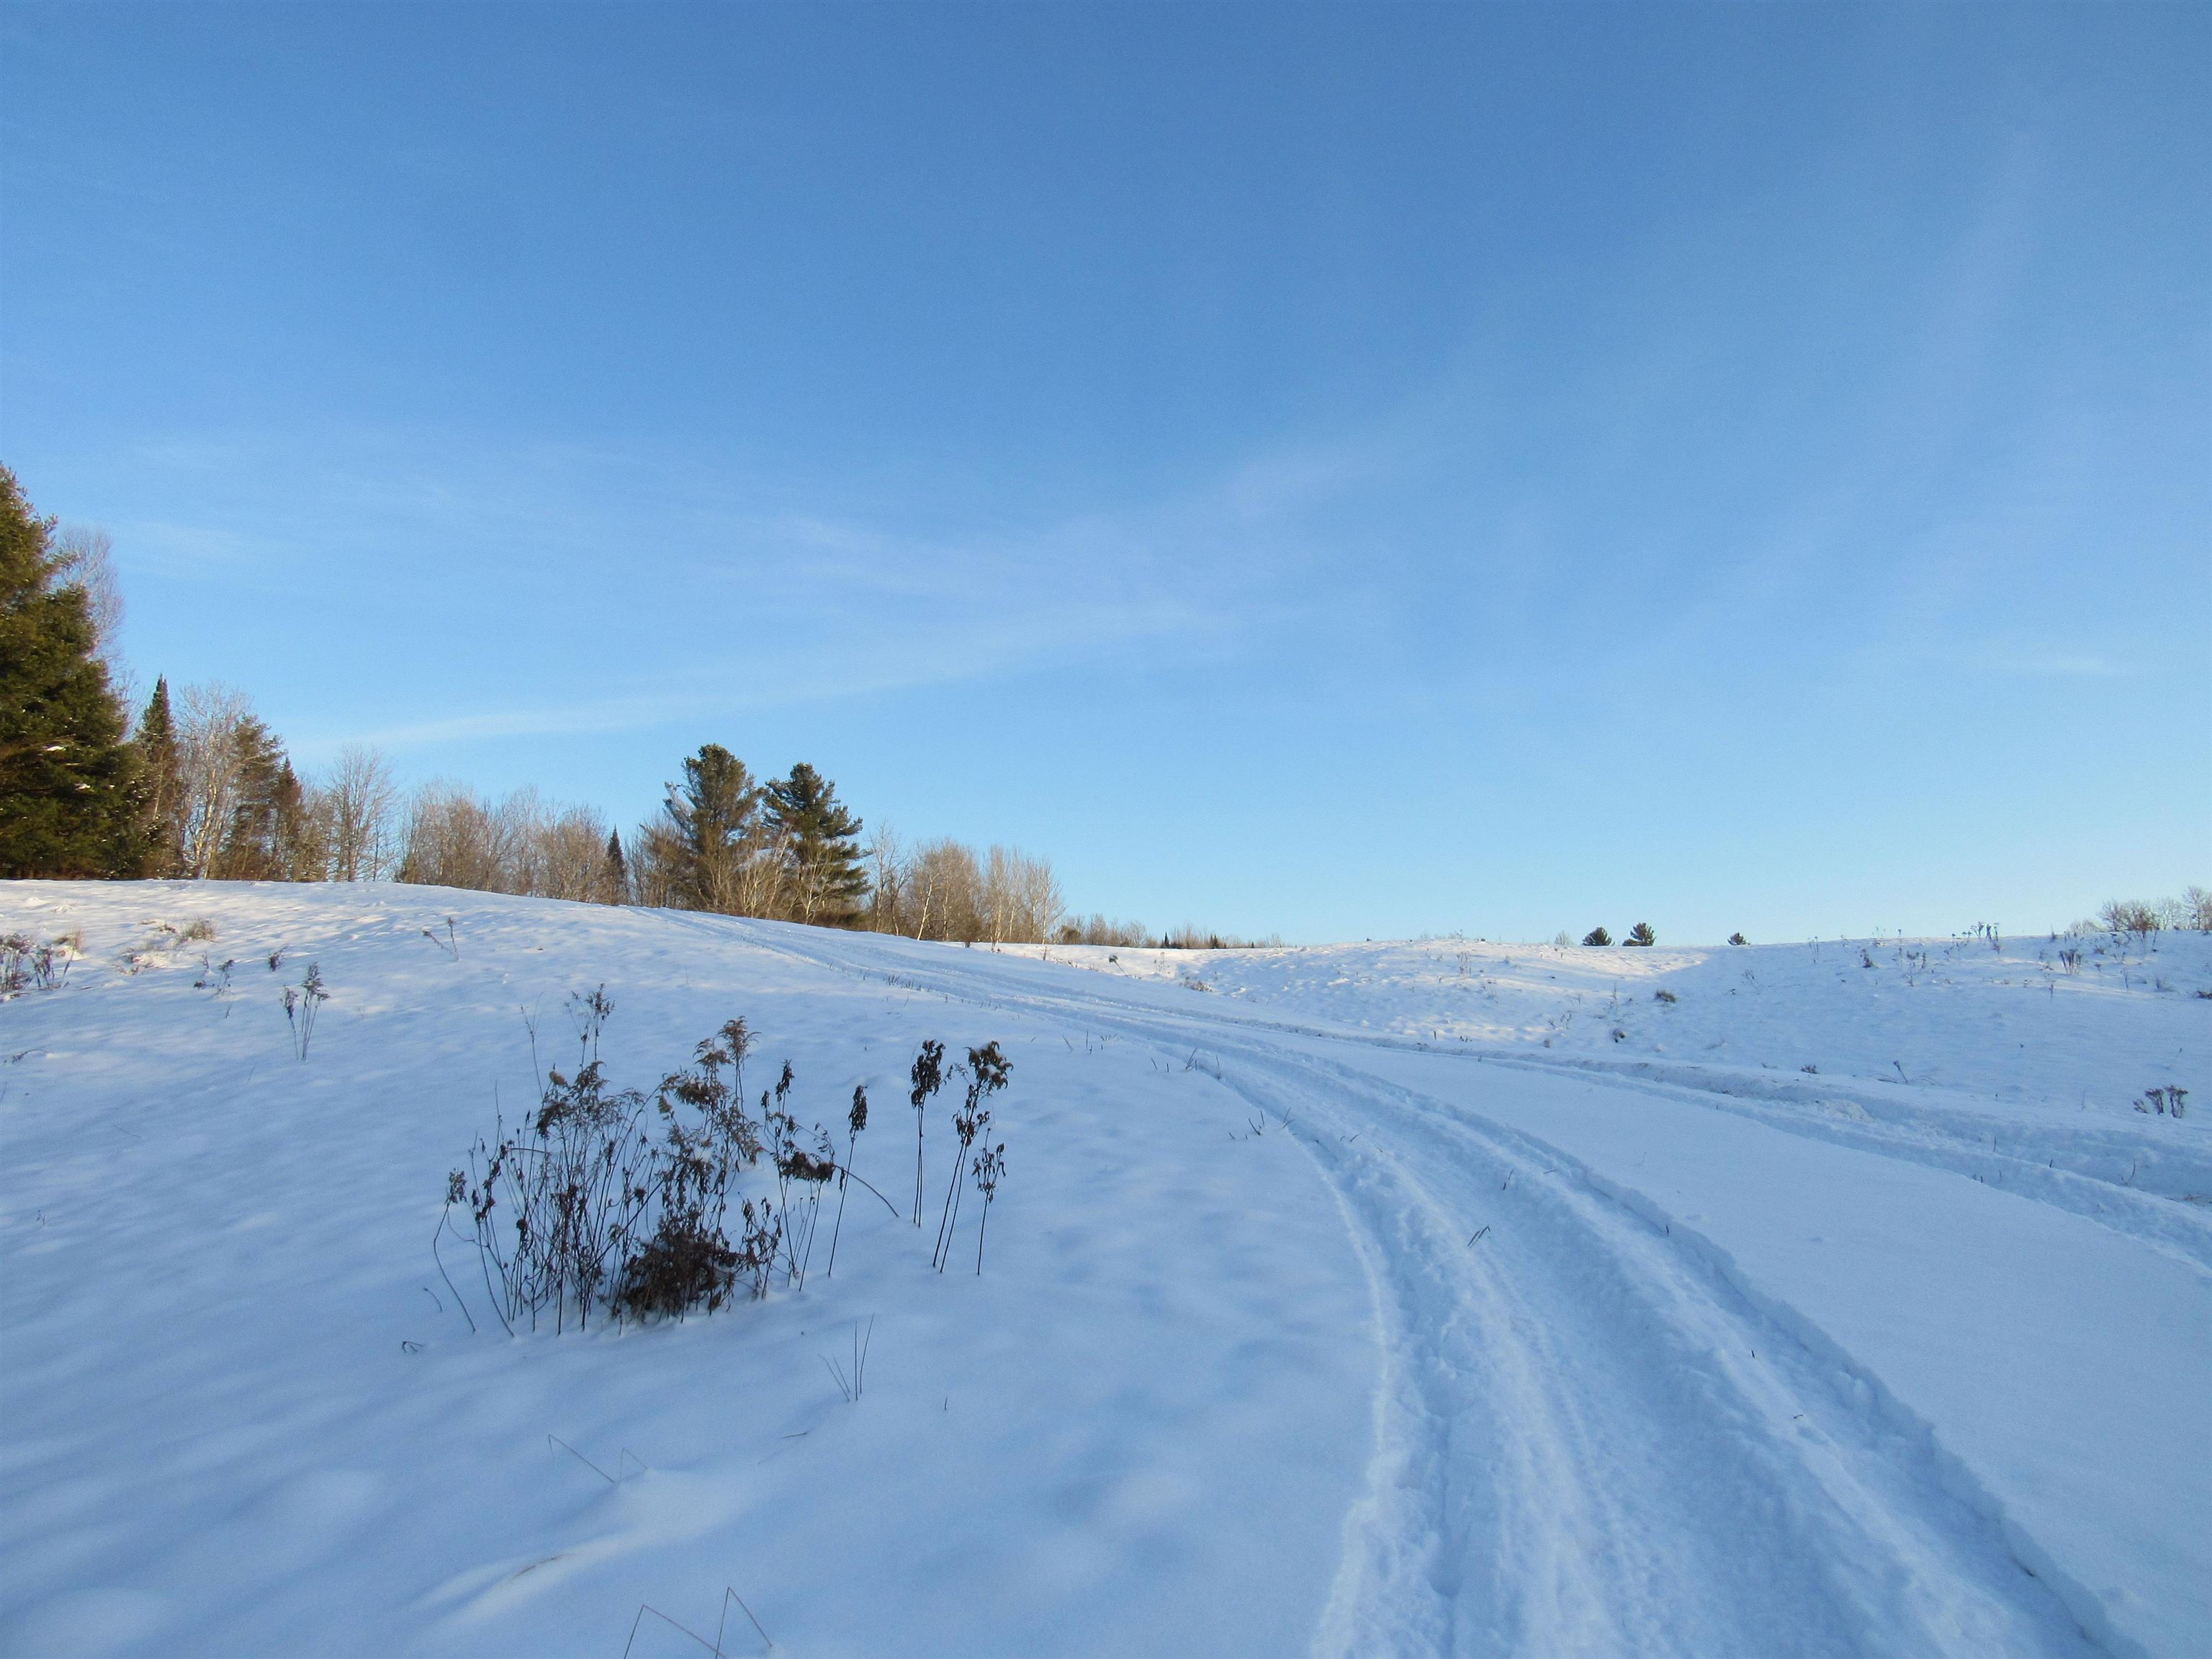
[{"left": 133, "top": 417, "right": 1388, "bottom": 760}]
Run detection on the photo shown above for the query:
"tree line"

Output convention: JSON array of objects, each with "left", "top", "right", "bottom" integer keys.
[{"left": 4, "top": 466, "right": 1206, "bottom": 947}]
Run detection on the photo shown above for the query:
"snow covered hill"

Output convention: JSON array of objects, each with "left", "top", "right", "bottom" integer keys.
[{"left": 3, "top": 883, "right": 2206, "bottom": 1658}]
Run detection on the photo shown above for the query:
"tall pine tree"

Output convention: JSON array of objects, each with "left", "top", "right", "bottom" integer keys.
[
  {"left": 132, "top": 678, "right": 184, "bottom": 876},
  {"left": 0, "top": 467, "right": 143, "bottom": 877},
  {"left": 765, "top": 763, "right": 868, "bottom": 926},
  {"left": 663, "top": 743, "right": 763, "bottom": 913}
]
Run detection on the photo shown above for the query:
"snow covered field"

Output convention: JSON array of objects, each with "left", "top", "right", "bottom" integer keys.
[{"left": 3, "top": 883, "right": 2206, "bottom": 1658}]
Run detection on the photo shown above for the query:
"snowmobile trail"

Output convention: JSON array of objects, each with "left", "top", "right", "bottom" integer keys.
[
  {"left": 749, "top": 925, "right": 2125, "bottom": 1658},
  {"left": 1223, "top": 1050, "right": 2096, "bottom": 1659}
]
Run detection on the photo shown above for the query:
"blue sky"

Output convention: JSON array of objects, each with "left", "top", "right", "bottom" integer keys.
[{"left": 4, "top": 2, "right": 2206, "bottom": 943}]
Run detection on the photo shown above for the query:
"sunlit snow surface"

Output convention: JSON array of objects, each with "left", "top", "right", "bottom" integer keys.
[{"left": 3, "top": 883, "right": 2206, "bottom": 1658}]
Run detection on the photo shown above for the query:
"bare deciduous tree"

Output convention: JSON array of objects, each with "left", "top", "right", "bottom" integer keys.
[
  {"left": 400, "top": 783, "right": 521, "bottom": 892},
  {"left": 862, "top": 837, "right": 1063, "bottom": 945},
  {"left": 991, "top": 845, "right": 1064, "bottom": 946},
  {"left": 629, "top": 817, "right": 686, "bottom": 909},
  {"left": 905, "top": 838, "right": 980, "bottom": 941},
  {"left": 398, "top": 781, "right": 622, "bottom": 902},
  {"left": 865, "top": 824, "right": 905, "bottom": 934},
  {"left": 2185, "top": 886, "right": 2212, "bottom": 932},
  {"left": 174, "top": 684, "right": 256, "bottom": 878},
  {"left": 534, "top": 801, "right": 620, "bottom": 903},
  {"left": 51, "top": 526, "right": 127, "bottom": 701},
  {"left": 324, "top": 745, "right": 400, "bottom": 881}
]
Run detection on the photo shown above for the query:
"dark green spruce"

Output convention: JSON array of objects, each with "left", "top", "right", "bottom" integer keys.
[{"left": 0, "top": 466, "right": 143, "bottom": 878}]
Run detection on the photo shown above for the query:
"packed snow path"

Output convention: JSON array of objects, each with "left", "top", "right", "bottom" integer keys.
[{"left": 4, "top": 885, "right": 2206, "bottom": 1658}]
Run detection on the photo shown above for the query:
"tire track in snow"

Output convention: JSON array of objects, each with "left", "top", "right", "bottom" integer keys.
[
  {"left": 1445, "top": 1048, "right": 2212, "bottom": 1273},
  {"left": 736, "top": 924, "right": 2103, "bottom": 1657},
  {"left": 1223, "top": 1047, "right": 2097, "bottom": 1658}
]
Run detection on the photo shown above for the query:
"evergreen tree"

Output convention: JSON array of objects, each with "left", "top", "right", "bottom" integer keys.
[
  {"left": 765, "top": 762, "right": 868, "bottom": 926},
  {"left": 266, "top": 758, "right": 329, "bottom": 879},
  {"left": 663, "top": 743, "right": 763, "bottom": 912},
  {"left": 132, "top": 678, "right": 185, "bottom": 876},
  {"left": 603, "top": 828, "right": 628, "bottom": 904},
  {"left": 0, "top": 466, "right": 143, "bottom": 877},
  {"left": 1624, "top": 922, "right": 1657, "bottom": 947},
  {"left": 209, "top": 716, "right": 292, "bottom": 878},
  {"left": 1581, "top": 926, "right": 1613, "bottom": 947}
]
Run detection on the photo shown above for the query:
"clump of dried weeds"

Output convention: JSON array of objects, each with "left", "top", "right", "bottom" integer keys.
[{"left": 441, "top": 996, "right": 1014, "bottom": 1338}]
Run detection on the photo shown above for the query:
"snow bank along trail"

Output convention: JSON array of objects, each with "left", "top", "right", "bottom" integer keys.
[{"left": 772, "top": 923, "right": 2210, "bottom": 1659}]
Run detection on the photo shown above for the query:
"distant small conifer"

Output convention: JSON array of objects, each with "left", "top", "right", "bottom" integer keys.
[{"left": 603, "top": 828, "right": 628, "bottom": 904}]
